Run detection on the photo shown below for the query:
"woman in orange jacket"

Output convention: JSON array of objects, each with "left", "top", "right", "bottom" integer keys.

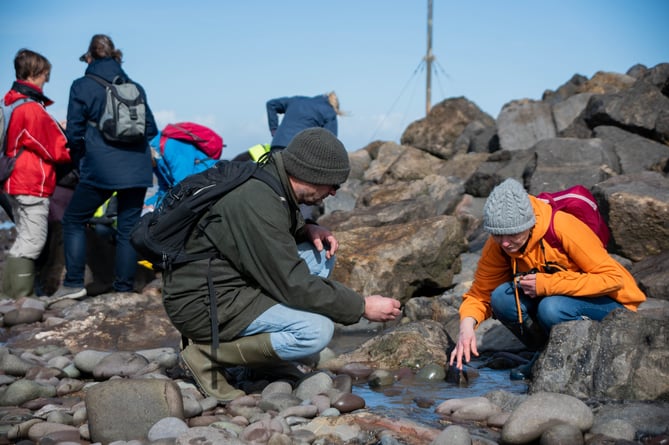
[
  {"left": 2, "top": 49, "right": 70, "bottom": 298},
  {"left": 449, "top": 178, "right": 646, "bottom": 379}
]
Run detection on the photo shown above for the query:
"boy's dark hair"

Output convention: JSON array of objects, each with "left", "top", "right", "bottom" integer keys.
[{"left": 14, "top": 49, "right": 51, "bottom": 81}]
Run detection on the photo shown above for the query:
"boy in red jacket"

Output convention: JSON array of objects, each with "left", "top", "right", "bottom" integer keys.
[{"left": 2, "top": 49, "right": 71, "bottom": 298}]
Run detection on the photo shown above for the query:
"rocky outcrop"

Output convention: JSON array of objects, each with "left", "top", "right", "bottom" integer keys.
[
  {"left": 400, "top": 97, "right": 495, "bottom": 159},
  {"left": 321, "top": 62, "right": 669, "bottom": 304},
  {"left": 1, "top": 62, "right": 668, "bottom": 444}
]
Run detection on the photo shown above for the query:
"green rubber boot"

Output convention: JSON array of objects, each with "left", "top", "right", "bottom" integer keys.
[
  {"left": 180, "top": 333, "right": 278, "bottom": 402},
  {"left": 1, "top": 257, "right": 14, "bottom": 297},
  {"left": 2, "top": 256, "right": 35, "bottom": 299}
]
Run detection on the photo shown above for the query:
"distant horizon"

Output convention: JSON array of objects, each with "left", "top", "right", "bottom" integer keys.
[{"left": 1, "top": 1, "right": 667, "bottom": 159}]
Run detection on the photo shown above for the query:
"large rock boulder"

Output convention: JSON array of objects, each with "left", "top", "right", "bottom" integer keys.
[
  {"left": 526, "top": 137, "right": 619, "bottom": 194},
  {"left": 585, "top": 77, "right": 669, "bottom": 144},
  {"left": 497, "top": 99, "right": 556, "bottom": 152},
  {"left": 332, "top": 216, "right": 466, "bottom": 302},
  {"left": 631, "top": 251, "right": 669, "bottom": 301},
  {"left": 593, "top": 125, "right": 669, "bottom": 174},
  {"left": 593, "top": 172, "right": 669, "bottom": 261},
  {"left": 322, "top": 320, "right": 451, "bottom": 370},
  {"left": 400, "top": 97, "right": 494, "bottom": 160},
  {"left": 530, "top": 310, "right": 669, "bottom": 401}
]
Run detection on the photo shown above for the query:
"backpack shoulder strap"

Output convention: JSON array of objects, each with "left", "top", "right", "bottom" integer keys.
[
  {"left": 85, "top": 74, "right": 110, "bottom": 87},
  {"left": 251, "top": 167, "right": 285, "bottom": 198},
  {"left": 2, "top": 97, "right": 34, "bottom": 153},
  {"left": 251, "top": 165, "right": 297, "bottom": 231},
  {"left": 2, "top": 97, "right": 34, "bottom": 128},
  {"left": 536, "top": 192, "right": 559, "bottom": 248},
  {"left": 543, "top": 207, "right": 560, "bottom": 249}
]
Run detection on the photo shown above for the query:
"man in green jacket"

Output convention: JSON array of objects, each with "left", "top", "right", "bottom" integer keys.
[{"left": 163, "top": 128, "right": 402, "bottom": 402}]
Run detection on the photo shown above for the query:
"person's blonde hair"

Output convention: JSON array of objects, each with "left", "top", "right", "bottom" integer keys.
[{"left": 327, "top": 91, "right": 345, "bottom": 116}]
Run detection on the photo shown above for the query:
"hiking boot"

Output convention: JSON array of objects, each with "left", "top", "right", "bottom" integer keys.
[
  {"left": 510, "top": 352, "right": 539, "bottom": 381},
  {"left": 180, "top": 343, "right": 245, "bottom": 402},
  {"left": 48, "top": 286, "right": 87, "bottom": 304}
]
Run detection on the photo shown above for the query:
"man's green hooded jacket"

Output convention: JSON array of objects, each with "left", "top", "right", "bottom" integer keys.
[{"left": 162, "top": 153, "right": 365, "bottom": 343}]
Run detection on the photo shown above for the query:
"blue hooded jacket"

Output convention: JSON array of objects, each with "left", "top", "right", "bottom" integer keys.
[
  {"left": 266, "top": 95, "right": 337, "bottom": 148},
  {"left": 66, "top": 57, "right": 158, "bottom": 189}
]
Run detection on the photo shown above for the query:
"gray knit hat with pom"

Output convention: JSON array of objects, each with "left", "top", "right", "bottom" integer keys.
[
  {"left": 483, "top": 178, "right": 536, "bottom": 235},
  {"left": 283, "top": 128, "right": 350, "bottom": 185}
]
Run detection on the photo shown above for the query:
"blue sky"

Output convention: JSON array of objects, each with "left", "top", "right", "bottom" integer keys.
[{"left": 1, "top": 0, "right": 667, "bottom": 160}]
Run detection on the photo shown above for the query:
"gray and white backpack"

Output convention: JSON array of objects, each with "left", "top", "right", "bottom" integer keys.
[{"left": 86, "top": 74, "right": 146, "bottom": 144}]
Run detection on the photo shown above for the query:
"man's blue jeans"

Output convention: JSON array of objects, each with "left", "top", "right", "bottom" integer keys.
[
  {"left": 239, "top": 241, "right": 336, "bottom": 360},
  {"left": 62, "top": 183, "right": 146, "bottom": 292},
  {"left": 490, "top": 281, "right": 624, "bottom": 334}
]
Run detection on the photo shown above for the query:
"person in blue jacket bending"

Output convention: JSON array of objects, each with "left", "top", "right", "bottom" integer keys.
[{"left": 266, "top": 92, "right": 342, "bottom": 150}]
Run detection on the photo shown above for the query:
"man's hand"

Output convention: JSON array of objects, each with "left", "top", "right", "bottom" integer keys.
[
  {"left": 449, "top": 317, "right": 479, "bottom": 370},
  {"left": 302, "top": 223, "right": 338, "bottom": 259},
  {"left": 363, "top": 295, "right": 402, "bottom": 322}
]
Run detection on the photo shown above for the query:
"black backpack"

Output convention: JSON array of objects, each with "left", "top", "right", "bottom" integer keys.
[
  {"left": 131, "top": 159, "right": 286, "bottom": 271},
  {"left": 131, "top": 159, "right": 288, "bottom": 350}
]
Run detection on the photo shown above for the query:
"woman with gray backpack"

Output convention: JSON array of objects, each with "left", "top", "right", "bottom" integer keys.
[{"left": 49, "top": 34, "right": 158, "bottom": 302}]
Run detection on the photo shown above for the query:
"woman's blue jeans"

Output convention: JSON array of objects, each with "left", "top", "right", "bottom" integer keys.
[
  {"left": 239, "top": 241, "right": 336, "bottom": 360},
  {"left": 62, "top": 182, "right": 146, "bottom": 292},
  {"left": 490, "top": 281, "right": 625, "bottom": 334}
]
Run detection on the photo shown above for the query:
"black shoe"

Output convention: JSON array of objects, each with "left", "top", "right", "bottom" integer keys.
[{"left": 509, "top": 352, "right": 539, "bottom": 380}]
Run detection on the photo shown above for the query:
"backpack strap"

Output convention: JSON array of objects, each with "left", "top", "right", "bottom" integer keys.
[
  {"left": 206, "top": 257, "right": 220, "bottom": 350},
  {"left": 543, "top": 206, "right": 560, "bottom": 250},
  {"left": 2, "top": 97, "right": 33, "bottom": 149},
  {"left": 8, "top": 146, "right": 25, "bottom": 159},
  {"left": 199, "top": 164, "right": 291, "bottom": 350},
  {"left": 85, "top": 73, "right": 111, "bottom": 88},
  {"left": 1, "top": 98, "right": 32, "bottom": 170},
  {"left": 85, "top": 74, "right": 128, "bottom": 86},
  {"left": 85, "top": 74, "right": 110, "bottom": 131}
]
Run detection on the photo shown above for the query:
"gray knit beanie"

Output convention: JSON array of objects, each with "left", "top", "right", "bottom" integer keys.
[
  {"left": 282, "top": 128, "right": 350, "bottom": 185},
  {"left": 483, "top": 178, "right": 536, "bottom": 235}
]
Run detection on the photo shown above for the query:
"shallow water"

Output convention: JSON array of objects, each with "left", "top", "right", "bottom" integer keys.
[
  {"left": 330, "top": 332, "right": 528, "bottom": 427},
  {"left": 352, "top": 365, "right": 527, "bottom": 427}
]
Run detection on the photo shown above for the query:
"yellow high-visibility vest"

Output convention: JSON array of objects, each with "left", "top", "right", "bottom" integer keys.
[{"left": 248, "top": 143, "right": 271, "bottom": 161}]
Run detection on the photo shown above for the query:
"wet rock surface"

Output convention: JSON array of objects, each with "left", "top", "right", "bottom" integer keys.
[{"left": 0, "top": 290, "right": 666, "bottom": 444}]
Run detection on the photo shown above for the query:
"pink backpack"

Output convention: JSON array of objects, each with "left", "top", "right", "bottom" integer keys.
[
  {"left": 536, "top": 185, "right": 610, "bottom": 251},
  {"left": 160, "top": 122, "right": 224, "bottom": 160}
]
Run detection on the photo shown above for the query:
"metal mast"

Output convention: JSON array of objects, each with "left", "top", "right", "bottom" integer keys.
[{"left": 425, "top": 0, "right": 434, "bottom": 116}]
